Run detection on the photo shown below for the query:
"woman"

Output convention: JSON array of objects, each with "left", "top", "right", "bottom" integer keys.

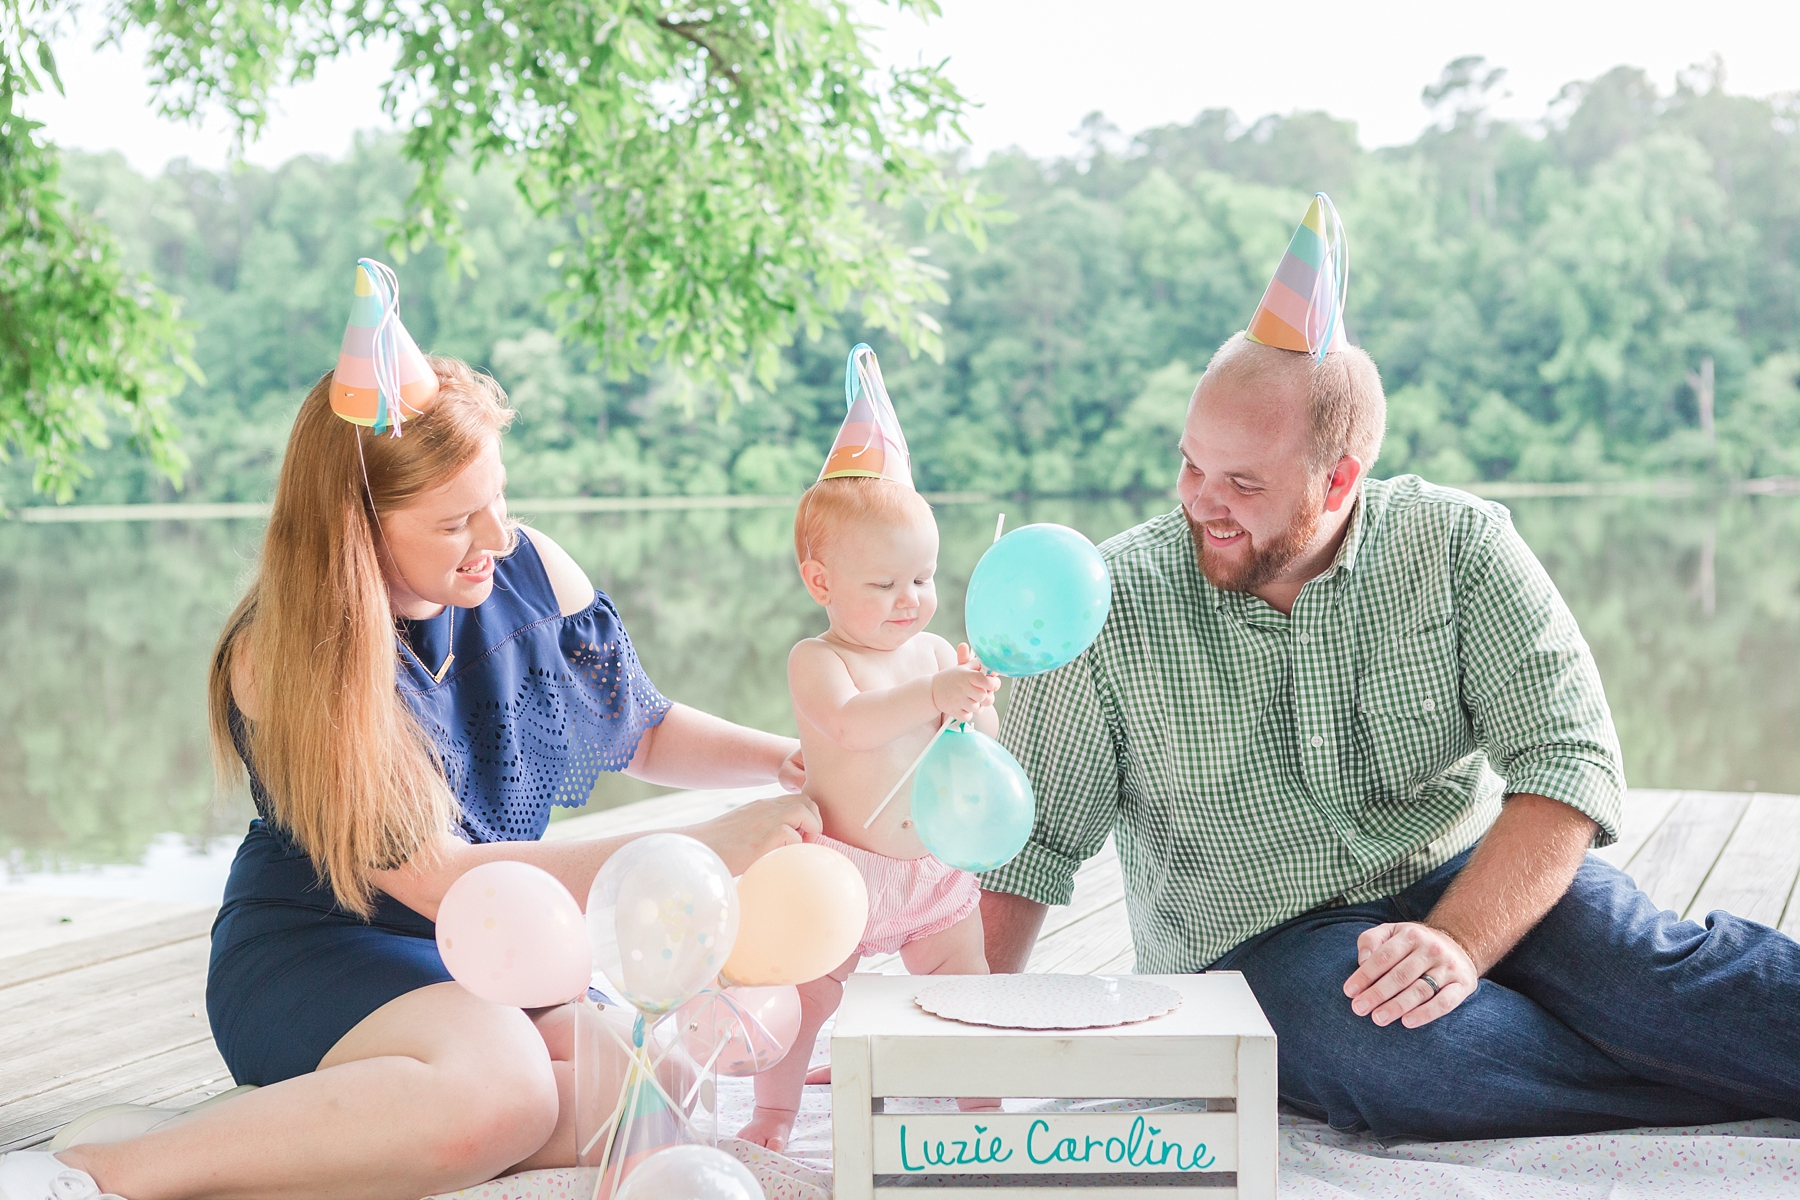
[{"left": 2, "top": 352, "right": 818, "bottom": 1200}]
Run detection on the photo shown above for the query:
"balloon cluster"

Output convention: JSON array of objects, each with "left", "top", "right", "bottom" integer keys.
[
  {"left": 425, "top": 520, "right": 1111, "bottom": 1193},
  {"left": 433, "top": 834, "right": 869, "bottom": 1196},
  {"left": 910, "top": 523, "right": 1112, "bottom": 872}
]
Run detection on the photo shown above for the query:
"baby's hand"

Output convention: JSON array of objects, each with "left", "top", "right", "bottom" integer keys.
[{"left": 931, "top": 643, "right": 1000, "bottom": 722}]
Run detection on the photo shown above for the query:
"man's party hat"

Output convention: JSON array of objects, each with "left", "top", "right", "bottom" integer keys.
[
  {"left": 329, "top": 259, "right": 439, "bottom": 434},
  {"left": 819, "top": 344, "right": 912, "bottom": 487},
  {"left": 1246, "top": 193, "right": 1350, "bottom": 360}
]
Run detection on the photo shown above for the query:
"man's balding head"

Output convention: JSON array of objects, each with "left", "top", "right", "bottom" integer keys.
[
  {"left": 1177, "top": 332, "right": 1387, "bottom": 604},
  {"left": 1195, "top": 332, "right": 1387, "bottom": 476}
]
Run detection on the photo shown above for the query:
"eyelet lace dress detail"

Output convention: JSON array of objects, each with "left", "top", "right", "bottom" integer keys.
[
  {"left": 396, "top": 539, "right": 672, "bottom": 842},
  {"left": 234, "top": 536, "right": 671, "bottom": 847}
]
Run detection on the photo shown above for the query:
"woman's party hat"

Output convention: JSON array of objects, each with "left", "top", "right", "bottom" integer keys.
[
  {"left": 329, "top": 259, "right": 439, "bottom": 434},
  {"left": 819, "top": 344, "right": 913, "bottom": 487},
  {"left": 1246, "top": 193, "right": 1350, "bottom": 360}
]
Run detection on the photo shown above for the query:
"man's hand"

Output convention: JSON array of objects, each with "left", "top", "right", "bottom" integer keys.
[
  {"left": 1343, "top": 922, "right": 1478, "bottom": 1028},
  {"left": 1341, "top": 792, "right": 1598, "bottom": 1030}
]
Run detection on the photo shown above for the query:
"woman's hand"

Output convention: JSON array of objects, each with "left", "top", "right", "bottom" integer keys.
[
  {"left": 688, "top": 794, "right": 823, "bottom": 875},
  {"left": 777, "top": 745, "right": 805, "bottom": 794}
]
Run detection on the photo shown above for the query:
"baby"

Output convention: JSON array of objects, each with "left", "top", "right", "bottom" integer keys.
[{"left": 736, "top": 474, "right": 1001, "bottom": 1150}]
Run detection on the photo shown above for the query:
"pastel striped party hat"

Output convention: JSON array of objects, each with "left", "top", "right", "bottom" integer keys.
[
  {"left": 819, "top": 344, "right": 913, "bottom": 487},
  {"left": 1246, "top": 193, "right": 1350, "bottom": 360},
  {"left": 328, "top": 259, "right": 439, "bottom": 434}
]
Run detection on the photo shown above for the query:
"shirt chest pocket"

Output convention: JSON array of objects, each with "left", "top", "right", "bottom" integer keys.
[{"left": 1356, "top": 617, "right": 1475, "bottom": 801}]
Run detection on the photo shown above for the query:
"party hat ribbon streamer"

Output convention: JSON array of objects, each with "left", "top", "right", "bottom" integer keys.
[
  {"left": 1246, "top": 193, "right": 1350, "bottom": 360},
  {"left": 819, "top": 343, "right": 913, "bottom": 487},
  {"left": 329, "top": 258, "right": 440, "bottom": 434}
]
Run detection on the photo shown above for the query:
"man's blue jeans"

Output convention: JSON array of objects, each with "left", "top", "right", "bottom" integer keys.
[{"left": 1208, "top": 849, "right": 1800, "bottom": 1141}]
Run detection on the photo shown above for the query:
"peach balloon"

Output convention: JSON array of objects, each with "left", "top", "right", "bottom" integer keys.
[
  {"left": 722, "top": 843, "right": 868, "bottom": 986},
  {"left": 436, "top": 860, "right": 591, "bottom": 1007}
]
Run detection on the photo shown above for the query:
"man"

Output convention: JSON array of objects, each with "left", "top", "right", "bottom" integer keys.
[{"left": 978, "top": 195, "right": 1799, "bottom": 1142}]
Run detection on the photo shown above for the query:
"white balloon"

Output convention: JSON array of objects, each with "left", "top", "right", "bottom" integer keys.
[
  {"left": 615, "top": 1144, "right": 762, "bottom": 1200},
  {"left": 587, "top": 833, "right": 740, "bottom": 1015}
]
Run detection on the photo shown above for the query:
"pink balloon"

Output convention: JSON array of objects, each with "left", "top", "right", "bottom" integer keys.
[
  {"left": 436, "top": 861, "right": 591, "bottom": 1007},
  {"left": 675, "top": 985, "right": 803, "bottom": 1076}
]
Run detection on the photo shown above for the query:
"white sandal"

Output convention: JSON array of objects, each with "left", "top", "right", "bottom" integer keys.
[
  {"left": 47, "top": 1085, "right": 259, "bottom": 1151},
  {"left": 0, "top": 1150, "right": 124, "bottom": 1200}
]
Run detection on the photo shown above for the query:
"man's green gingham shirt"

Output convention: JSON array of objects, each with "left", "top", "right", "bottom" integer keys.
[{"left": 981, "top": 475, "right": 1625, "bottom": 972}]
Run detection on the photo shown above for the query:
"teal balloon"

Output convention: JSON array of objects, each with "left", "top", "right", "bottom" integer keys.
[
  {"left": 911, "top": 726, "right": 1035, "bottom": 872},
  {"left": 964, "top": 523, "right": 1111, "bottom": 677}
]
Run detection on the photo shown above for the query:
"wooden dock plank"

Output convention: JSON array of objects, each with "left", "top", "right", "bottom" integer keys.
[
  {"left": 0, "top": 787, "right": 1788, "bottom": 1155},
  {"left": 1688, "top": 794, "right": 1800, "bottom": 928},
  {"left": 0, "top": 1040, "right": 230, "bottom": 1154},
  {"left": 0, "top": 908, "right": 213, "bottom": 990},
  {"left": 1593, "top": 789, "right": 1682, "bottom": 872},
  {"left": 1619, "top": 791, "right": 1750, "bottom": 916},
  {"left": 0, "top": 896, "right": 205, "bottom": 961},
  {"left": 0, "top": 939, "right": 214, "bottom": 1100}
]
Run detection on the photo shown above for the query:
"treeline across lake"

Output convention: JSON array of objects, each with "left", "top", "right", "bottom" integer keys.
[{"left": 12, "top": 58, "right": 1800, "bottom": 507}]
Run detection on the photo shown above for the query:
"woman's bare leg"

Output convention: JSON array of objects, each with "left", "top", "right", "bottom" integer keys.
[{"left": 57, "top": 983, "right": 564, "bottom": 1200}]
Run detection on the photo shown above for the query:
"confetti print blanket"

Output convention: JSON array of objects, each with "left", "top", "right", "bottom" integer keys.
[
  {"left": 434, "top": 1027, "right": 1799, "bottom": 1199},
  {"left": 433, "top": 1089, "right": 1799, "bottom": 1199}
]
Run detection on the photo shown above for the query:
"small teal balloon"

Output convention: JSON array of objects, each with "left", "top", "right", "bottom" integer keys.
[
  {"left": 911, "top": 726, "right": 1035, "bottom": 872},
  {"left": 965, "top": 523, "right": 1111, "bottom": 677}
]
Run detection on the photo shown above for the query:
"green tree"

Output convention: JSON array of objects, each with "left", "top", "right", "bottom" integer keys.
[
  {"left": 1, "top": 3, "right": 195, "bottom": 501},
  {"left": 2, "top": 0, "right": 991, "bottom": 496}
]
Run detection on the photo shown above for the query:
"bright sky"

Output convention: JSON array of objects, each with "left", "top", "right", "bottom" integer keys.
[{"left": 24, "top": 0, "right": 1800, "bottom": 174}]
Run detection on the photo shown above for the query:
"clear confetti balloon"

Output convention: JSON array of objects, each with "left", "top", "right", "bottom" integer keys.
[{"left": 587, "top": 834, "right": 739, "bottom": 1016}]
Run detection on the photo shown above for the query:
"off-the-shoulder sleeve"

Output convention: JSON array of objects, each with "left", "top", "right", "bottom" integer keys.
[{"left": 551, "top": 591, "right": 674, "bottom": 806}]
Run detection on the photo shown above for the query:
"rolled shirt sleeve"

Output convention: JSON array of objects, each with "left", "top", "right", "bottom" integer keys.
[
  {"left": 981, "top": 653, "right": 1123, "bottom": 906},
  {"left": 1457, "top": 510, "right": 1625, "bottom": 845}
]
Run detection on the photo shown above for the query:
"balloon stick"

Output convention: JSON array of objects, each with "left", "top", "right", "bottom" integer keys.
[
  {"left": 862, "top": 717, "right": 955, "bottom": 830},
  {"left": 994, "top": 512, "right": 1006, "bottom": 544}
]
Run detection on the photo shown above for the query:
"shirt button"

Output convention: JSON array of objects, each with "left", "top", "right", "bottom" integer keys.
[
  {"left": 1309, "top": 734, "right": 1324, "bottom": 748},
  {"left": 1422, "top": 698, "right": 1436, "bottom": 712},
  {"left": 1298, "top": 632, "right": 1312, "bottom": 644}
]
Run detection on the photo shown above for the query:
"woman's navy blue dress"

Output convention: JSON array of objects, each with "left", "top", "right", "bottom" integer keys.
[{"left": 207, "top": 538, "right": 672, "bottom": 1085}]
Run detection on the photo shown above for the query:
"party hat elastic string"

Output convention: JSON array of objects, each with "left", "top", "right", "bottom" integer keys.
[
  {"left": 843, "top": 346, "right": 887, "bottom": 465},
  {"left": 358, "top": 258, "right": 408, "bottom": 436},
  {"left": 1307, "top": 198, "right": 1350, "bottom": 363},
  {"left": 1245, "top": 192, "right": 1351, "bottom": 359}
]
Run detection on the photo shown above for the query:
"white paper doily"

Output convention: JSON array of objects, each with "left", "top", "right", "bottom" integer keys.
[{"left": 913, "top": 974, "right": 1183, "bottom": 1030}]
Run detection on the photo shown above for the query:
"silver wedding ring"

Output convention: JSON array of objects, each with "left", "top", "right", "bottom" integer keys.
[{"left": 1420, "top": 974, "right": 1442, "bottom": 996}]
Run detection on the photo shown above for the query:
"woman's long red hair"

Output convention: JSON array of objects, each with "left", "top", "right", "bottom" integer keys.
[{"left": 208, "top": 358, "right": 514, "bottom": 917}]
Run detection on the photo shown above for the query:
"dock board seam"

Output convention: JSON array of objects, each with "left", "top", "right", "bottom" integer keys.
[{"left": 1678, "top": 798, "right": 1755, "bottom": 921}]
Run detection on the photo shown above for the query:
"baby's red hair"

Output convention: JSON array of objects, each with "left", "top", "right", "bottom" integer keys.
[{"left": 793, "top": 477, "right": 935, "bottom": 569}]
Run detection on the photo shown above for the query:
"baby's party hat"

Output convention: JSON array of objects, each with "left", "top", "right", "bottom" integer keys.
[
  {"left": 819, "top": 344, "right": 913, "bottom": 487},
  {"left": 1246, "top": 193, "right": 1350, "bottom": 360},
  {"left": 329, "top": 259, "right": 439, "bottom": 434}
]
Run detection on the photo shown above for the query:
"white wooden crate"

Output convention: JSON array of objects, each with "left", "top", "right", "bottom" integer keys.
[{"left": 831, "top": 972, "right": 1277, "bottom": 1200}]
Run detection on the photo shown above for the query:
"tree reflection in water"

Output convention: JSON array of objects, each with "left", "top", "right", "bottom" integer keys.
[{"left": 3, "top": 495, "right": 1796, "bottom": 871}]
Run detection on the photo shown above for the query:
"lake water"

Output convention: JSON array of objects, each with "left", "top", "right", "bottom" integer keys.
[{"left": 3, "top": 494, "right": 1797, "bottom": 897}]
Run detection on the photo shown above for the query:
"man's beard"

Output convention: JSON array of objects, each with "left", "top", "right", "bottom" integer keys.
[{"left": 1186, "top": 485, "right": 1325, "bottom": 593}]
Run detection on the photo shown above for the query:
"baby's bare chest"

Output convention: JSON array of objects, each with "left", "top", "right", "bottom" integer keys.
[{"left": 836, "top": 640, "right": 942, "bottom": 692}]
